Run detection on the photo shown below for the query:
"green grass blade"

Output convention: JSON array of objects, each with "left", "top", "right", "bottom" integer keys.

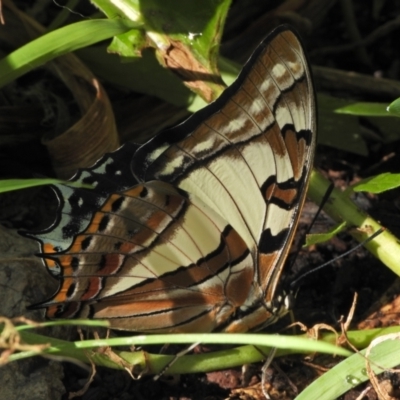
[
  {"left": 0, "top": 178, "right": 94, "bottom": 193},
  {"left": 0, "top": 18, "right": 140, "bottom": 88},
  {"left": 296, "top": 332, "right": 400, "bottom": 399},
  {"left": 7, "top": 321, "right": 399, "bottom": 377},
  {"left": 10, "top": 327, "right": 350, "bottom": 374},
  {"left": 0, "top": 178, "right": 63, "bottom": 193},
  {"left": 66, "top": 333, "right": 351, "bottom": 356}
]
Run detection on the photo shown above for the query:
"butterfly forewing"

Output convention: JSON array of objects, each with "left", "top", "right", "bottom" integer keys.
[
  {"left": 29, "top": 26, "right": 316, "bottom": 333},
  {"left": 133, "top": 27, "right": 316, "bottom": 331}
]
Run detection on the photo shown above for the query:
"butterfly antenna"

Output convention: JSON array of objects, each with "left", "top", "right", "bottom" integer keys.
[
  {"left": 304, "top": 182, "right": 335, "bottom": 238},
  {"left": 290, "top": 227, "right": 385, "bottom": 289},
  {"left": 287, "top": 182, "right": 335, "bottom": 270}
]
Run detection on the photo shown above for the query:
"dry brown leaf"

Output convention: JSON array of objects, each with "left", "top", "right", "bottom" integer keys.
[{"left": 3, "top": 1, "right": 119, "bottom": 179}]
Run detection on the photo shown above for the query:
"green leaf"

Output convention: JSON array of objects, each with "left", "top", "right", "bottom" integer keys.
[
  {"left": 335, "top": 102, "right": 390, "bottom": 116},
  {"left": 0, "top": 19, "right": 140, "bottom": 88},
  {"left": 77, "top": 45, "right": 194, "bottom": 107},
  {"left": 387, "top": 97, "right": 400, "bottom": 117},
  {"left": 93, "top": 0, "right": 232, "bottom": 101},
  {"left": 368, "top": 116, "right": 400, "bottom": 144},
  {"left": 218, "top": 55, "right": 241, "bottom": 87},
  {"left": 0, "top": 179, "right": 93, "bottom": 193},
  {"left": 92, "top": 0, "right": 142, "bottom": 22},
  {"left": 352, "top": 173, "right": 400, "bottom": 193},
  {"left": 305, "top": 222, "right": 347, "bottom": 246},
  {"left": 0, "top": 178, "right": 62, "bottom": 193},
  {"left": 317, "top": 94, "right": 368, "bottom": 156},
  {"left": 138, "top": 0, "right": 231, "bottom": 67},
  {"left": 296, "top": 332, "right": 400, "bottom": 400},
  {"left": 76, "top": 47, "right": 239, "bottom": 110},
  {"left": 334, "top": 100, "right": 400, "bottom": 144},
  {"left": 108, "top": 29, "right": 147, "bottom": 59}
]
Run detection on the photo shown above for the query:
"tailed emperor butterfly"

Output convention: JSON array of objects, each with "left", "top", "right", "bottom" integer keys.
[{"left": 26, "top": 25, "right": 316, "bottom": 333}]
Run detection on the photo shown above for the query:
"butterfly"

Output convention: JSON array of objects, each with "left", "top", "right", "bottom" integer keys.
[{"left": 26, "top": 25, "right": 316, "bottom": 334}]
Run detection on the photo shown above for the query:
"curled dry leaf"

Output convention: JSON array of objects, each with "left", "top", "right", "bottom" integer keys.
[
  {"left": 42, "top": 77, "right": 119, "bottom": 179},
  {"left": 365, "top": 333, "right": 400, "bottom": 400},
  {"left": 3, "top": 0, "right": 119, "bottom": 179}
]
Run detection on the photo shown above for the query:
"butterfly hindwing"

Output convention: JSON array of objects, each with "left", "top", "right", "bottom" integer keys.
[
  {"left": 37, "top": 181, "right": 254, "bottom": 332},
  {"left": 24, "top": 142, "right": 140, "bottom": 276}
]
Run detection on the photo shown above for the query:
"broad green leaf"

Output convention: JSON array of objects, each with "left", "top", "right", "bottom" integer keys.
[
  {"left": 139, "top": 0, "right": 231, "bottom": 66},
  {"left": 93, "top": 0, "right": 232, "bottom": 101},
  {"left": 305, "top": 222, "right": 347, "bottom": 246},
  {"left": 387, "top": 97, "right": 400, "bottom": 117},
  {"left": 352, "top": 173, "right": 400, "bottom": 193},
  {"left": 77, "top": 45, "right": 194, "bottom": 107},
  {"left": 368, "top": 116, "right": 400, "bottom": 144},
  {"left": 317, "top": 94, "right": 368, "bottom": 156},
  {"left": 335, "top": 100, "right": 400, "bottom": 144},
  {"left": 0, "top": 19, "right": 139, "bottom": 88},
  {"left": 335, "top": 102, "right": 389, "bottom": 116},
  {"left": 77, "top": 47, "right": 239, "bottom": 110}
]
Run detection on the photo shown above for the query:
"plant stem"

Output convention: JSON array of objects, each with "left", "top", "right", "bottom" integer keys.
[{"left": 308, "top": 169, "right": 400, "bottom": 276}]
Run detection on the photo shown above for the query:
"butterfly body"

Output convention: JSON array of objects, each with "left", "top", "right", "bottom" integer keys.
[{"left": 27, "top": 26, "right": 316, "bottom": 333}]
